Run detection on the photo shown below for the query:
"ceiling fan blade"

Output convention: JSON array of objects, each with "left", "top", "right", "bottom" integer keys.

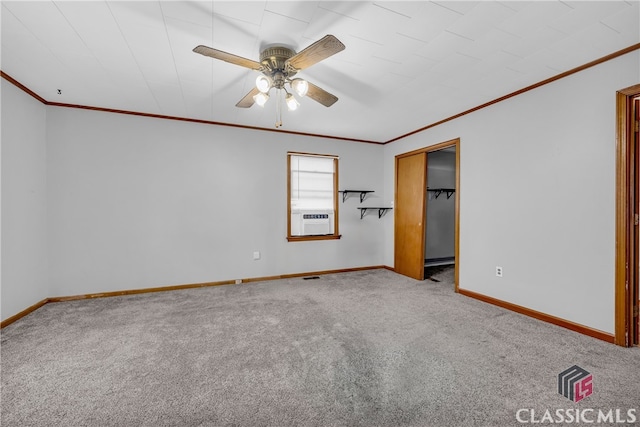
[
  {"left": 306, "top": 82, "right": 338, "bottom": 107},
  {"left": 236, "top": 87, "right": 260, "bottom": 108},
  {"left": 286, "top": 35, "right": 345, "bottom": 71},
  {"left": 193, "top": 45, "right": 262, "bottom": 70}
]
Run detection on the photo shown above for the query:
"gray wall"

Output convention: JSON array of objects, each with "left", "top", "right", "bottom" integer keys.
[
  {"left": 43, "top": 107, "right": 385, "bottom": 298},
  {"left": 1, "top": 80, "right": 49, "bottom": 320},
  {"left": 2, "top": 80, "right": 387, "bottom": 321},
  {"left": 425, "top": 150, "right": 456, "bottom": 261},
  {"left": 383, "top": 51, "right": 640, "bottom": 335}
]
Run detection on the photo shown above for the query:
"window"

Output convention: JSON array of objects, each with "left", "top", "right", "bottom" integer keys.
[{"left": 287, "top": 152, "right": 340, "bottom": 241}]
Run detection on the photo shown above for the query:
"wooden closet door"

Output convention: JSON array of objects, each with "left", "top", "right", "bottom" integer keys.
[
  {"left": 634, "top": 97, "right": 639, "bottom": 344},
  {"left": 394, "top": 152, "right": 427, "bottom": 280}
]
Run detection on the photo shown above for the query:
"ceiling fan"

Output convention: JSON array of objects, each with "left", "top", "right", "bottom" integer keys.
[{"left": 193, "top": 35, "right": 345, "bottom": 127}]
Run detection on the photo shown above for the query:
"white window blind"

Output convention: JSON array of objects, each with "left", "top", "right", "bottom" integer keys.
[{"left": 290, "top": 155, "right": 335, "bottom": 211}]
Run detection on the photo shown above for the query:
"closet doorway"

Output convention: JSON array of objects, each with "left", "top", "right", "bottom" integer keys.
[
  {"left": 424, "top": 146, "right": 457, "bottom": 278},
  {"left": 394, "top": 138, "right": 460, "bottom": 290}
]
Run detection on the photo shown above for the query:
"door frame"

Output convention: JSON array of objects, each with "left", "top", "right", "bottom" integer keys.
[
  {"left": 615, "top": 84, "right": 640, "bottom": 346},
  {"left": 394, "top": 138, "right": 460, "bottom": 290}
]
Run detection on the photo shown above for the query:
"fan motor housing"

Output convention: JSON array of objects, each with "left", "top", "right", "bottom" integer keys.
[{"left": 260, "top": 46, "right": 297, "bottom": 78}]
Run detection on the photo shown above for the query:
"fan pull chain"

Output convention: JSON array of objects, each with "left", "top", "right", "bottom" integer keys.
[{"left": 275, "top": 89, "right": 283, "bottom": 128}]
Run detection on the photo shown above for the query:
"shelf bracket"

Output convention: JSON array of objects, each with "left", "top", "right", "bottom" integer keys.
[
  {"left": 428, "top": 188, "right": 455, "bottom": 200},
  {"left": 339, "top": 190, "right": 374, "bottom": 203},
  {"left": 357, "top": 207, "right": 392, "bottom": 219}
]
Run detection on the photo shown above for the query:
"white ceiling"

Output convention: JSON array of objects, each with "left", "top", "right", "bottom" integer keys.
[{"left": 2, "top": 1, "right": 638, "bottom": 143}]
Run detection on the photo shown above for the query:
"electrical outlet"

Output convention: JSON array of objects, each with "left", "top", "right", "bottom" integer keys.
[
  {"left": 496, "top": 266, "right": 503, "bottom": 277},
  {"left": 253, "top": 251, "right": 261, "bottom": 260},
  {"left": 235, "top": 279, "right": 242, "bottom": 284}
]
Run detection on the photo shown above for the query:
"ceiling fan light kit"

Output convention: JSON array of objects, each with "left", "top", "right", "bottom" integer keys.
[
  {"left": 285, "top": 93, "right": 300, "bottom": 111},
  {"left": 253, "top": 91, "right": 269, "bottom": 107},
  {"left": 255, "top": 75, "right": 272, "bottom": 93},
  {"left": 291, "top": 78, "right": 309, "bottom": 97},
  {"left": 193, "top": 35, "right": 345, "bottom": 128}
]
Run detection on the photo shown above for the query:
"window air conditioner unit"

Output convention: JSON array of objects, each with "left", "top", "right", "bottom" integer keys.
[{"left": 292, "top": 210, "right": 333, "bottom": 236}]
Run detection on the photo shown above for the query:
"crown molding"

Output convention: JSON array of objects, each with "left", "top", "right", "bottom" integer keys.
[
  {"left": 0, "top": 70, "right": 381, "bottom": 145},
  {"left": 384, "top": 42, "right": 640, "bottom": 144},
  {"left": 3, "top": 42, "right": 639, "bottom": 145}
]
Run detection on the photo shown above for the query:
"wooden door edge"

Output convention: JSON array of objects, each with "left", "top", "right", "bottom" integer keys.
[{"left": 615, "top": 84, "right": 640, "bottom": 346}]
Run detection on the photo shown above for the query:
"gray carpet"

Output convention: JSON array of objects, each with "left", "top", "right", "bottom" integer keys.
[{"left": 1, "top": 268, "right": 639, "bottom": 426}]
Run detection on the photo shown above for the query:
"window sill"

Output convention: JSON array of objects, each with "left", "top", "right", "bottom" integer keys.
[{"left": 287, "top": 234, "right": 342, "bottom": 242}]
